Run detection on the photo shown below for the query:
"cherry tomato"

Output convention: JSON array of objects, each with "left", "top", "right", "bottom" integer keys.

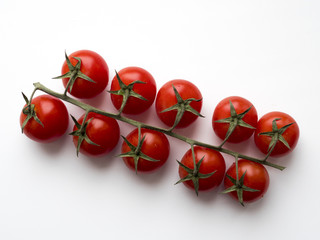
[
  {"left": 212, "top": 96, "right": 258, "bottom": 143},
  {"left": 110, "top": 67, "right": 157, "bottom": 114},
  {"left": 60, "top": 50, "right": 109, "bottom": 99},
  {"left": 155, "top": 79, "right": 203, "bottom": 128},
  {"left": 121, "top": 128, "right": 170, "bottom": 172},
  {"left": 20, "top": 94, "right": 69, "bottom": 143},
  {"left": 178, "top": 146, "right": 226, "bottom": 192},
  {"left": 254, "top": 111, "right": 299, "bottom": 157},
  {"left": 72, "top": 112, "right": 120, "bottom": 157},
  {"left": 224, "top": 159, "right": 269, "bottom": 203}
]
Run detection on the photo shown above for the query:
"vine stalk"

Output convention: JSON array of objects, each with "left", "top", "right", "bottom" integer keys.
[{"left": 32, "top": 82, "right": 285, "bottom": 171}]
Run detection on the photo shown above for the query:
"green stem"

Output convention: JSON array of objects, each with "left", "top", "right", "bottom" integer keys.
[
  {"left": 32, "top": 82, "right": 285, "bottom": 171},
  {"left": 263, "top": 136, "right": 277, "bottom": 161},
  {"left": 118, "top": 89, "right": 130, "bottom": 116},
  {"left": 234, "top": 155, "right": 239, "bottom": 185},
  {"left": 190, "top": 144, "right": 197, "bottom": 175},
  {"left": 135, "top": 125, "right": 143, "bottom": 155},
  {"left": 218, "top": 119, "right": 238, "bottom": 149},
  {"left": 28, "top": 87, "right": 38, "bottom": 104},
  {"left": 81, "top": 110, "right": 91, "bottom": 130}
]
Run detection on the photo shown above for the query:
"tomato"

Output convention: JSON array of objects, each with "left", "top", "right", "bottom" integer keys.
[
  {"left": 254, "top": 111, "right": 299, "bottom": 157},
  {"left": 212, "top": 96, "right": 258, "bottom": 143},
  {"left": 57, "top": 50, "right": 109, "bottom": 99},
  {"left": 224, "top": 159, "right": 269, "bottom": 204},
  {"left": 71, "top": 112, "right": 120, "bottom": 157},
  {"left": 155, "top": 79, "right": 203, "bottom": 128},
  {"left": 178, "top": 146, "right": 226, "bottom": 193},
  {"left": 20, "top": 94, "right": 69, "bottom": 143},
  {"left": 121, "top": 128, "right": 170, "bottom": 173},
  {"left": 110, "top": 67, "right": 157, "bottom": 114}
]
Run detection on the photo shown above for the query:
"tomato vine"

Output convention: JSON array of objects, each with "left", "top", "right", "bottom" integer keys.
[{"left": 30, "top": 82, "right": 285, "bottom": 171}]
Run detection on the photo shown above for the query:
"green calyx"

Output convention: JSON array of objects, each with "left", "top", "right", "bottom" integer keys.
[
  {"left": 21, "top": 92, "right": 44, "bottom": 133},
  {"left": 118, "top": 130, "right": 159, "bottom": 174},
  {"left": 175, "top": 156, "right": 216, "bottom": 196},
  {"left": 53, "top": 51, "right": 95, "bottom": 95},
  {"left": 259, "top": 118, "right": 295, "bottom": 158},
  {"left": 222, "top": 171, "right": 259, "bottom": 206},
  {"left": 69, "top": 115, "right": 99, "bottom": 156},
  {"left": 161, "top": 85, "right": 204, "bottom": 131},
  {"left": 215, "top": 100, "right": 255, "bottom": 147},
  {"left": 108, "top": 70, "right": 147, "bottom": 115}
]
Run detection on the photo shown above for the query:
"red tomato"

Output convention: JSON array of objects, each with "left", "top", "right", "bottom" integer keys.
[
  {"left": 155, "top": 79, "right": 203, "bottom": 128},
  {"left": 121, "top": 128, "right": 170, "bottom": 172},
  {"left": 178, "top": 146, "right": 226, "bottom": 192},
  {"left": 224, "top": 159, "right": 269, "bottom": 203},
  {"left": 254, "top": 111, "right": 299, "bottom": 157},
  {"left": 72, "top": 112, "right": 120, "bottom": 157},
  {"left": 60, "top": 50, "right": 109, "bottom": 99},
  {"left": 110, "top": 67, "right": 157, "bottom": 114},
  {"left": 20, "top": 94, "right": 69, "bottom": 143},
  {"left": 212, "top": 96, "right": 258, "bottom": 143}
]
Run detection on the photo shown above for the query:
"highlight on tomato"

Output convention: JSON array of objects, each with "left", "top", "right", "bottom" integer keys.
[
  {"left": 20, "top": 94, "right": 69, "bottom": 143},
  {"left": 70, "top": 112, "right": 120, "bottom": 157},
  {"left": 254, "top": 111, "right": 299, "bottom": 157},
  {"left": 176, "top": 146, "right": 226, "bottom": 195},
  {"left": 155, "top": 79, "right": 203, "bottom": 129},
  {"left": 223, "top": 159, "right": 270, "bottom": 205},
  {"left": 212, "top": 96, "right": 257, "bottom": 144},
  {"left": 54, "top": 50, "right": 109, "bottom": 99},
  {"left": 109, "top": 66, "right": 157, "bottom": 115},
  {"left": 120, "top": 128, "right": 170, "bottom": 173}
]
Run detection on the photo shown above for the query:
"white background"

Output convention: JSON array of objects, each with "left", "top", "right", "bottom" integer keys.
[{"left": 1, "top": 0, "right": 319, "bottom": 239}]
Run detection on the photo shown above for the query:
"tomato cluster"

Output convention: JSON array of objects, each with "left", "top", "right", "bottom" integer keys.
[{"left": 20, "top": 49, "right": 300, "bottom": 206}]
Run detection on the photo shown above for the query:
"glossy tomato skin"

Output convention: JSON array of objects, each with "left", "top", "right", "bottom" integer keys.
[
  {"left": 121, "top": 128, "right": 170, "bottom": 172},
  {"left": 254, "top": 111, "right": 299, "bottom": 157},
  {"left": 20, "top": 95, "right": 69, "bottom": 143},
  {"left": 73, "top": 112, "right": 120, "bottom": 157},
  {"left": 110, "top": 67, "right": 157, "bottom": 114},
  {"left": 212, "top": 96, "right": 258, "bottom": 143},
  {"left": 155, "top": 79, "right": 203, "bottom": 128},
  {"left": 61, "top": 50, "right": 109, "bottom": 99},
  {"left": 224, "top": 159, "right": 270, "bottom": 203},
  {"left": 179, "top": 146, "right": 226, "bottom": 191}
]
